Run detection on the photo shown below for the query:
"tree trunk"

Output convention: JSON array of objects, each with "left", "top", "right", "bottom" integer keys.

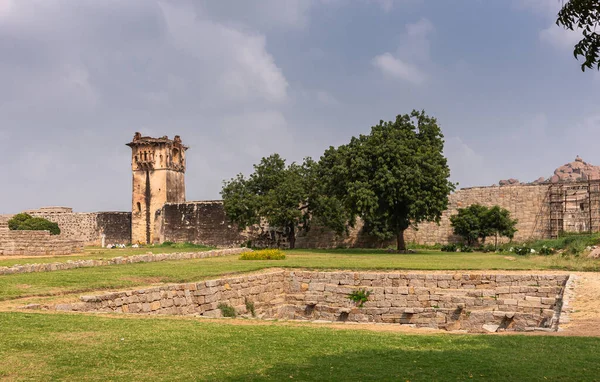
[
  {"left": 288, "top": 224, "right": 296, "bottom": 249},
  {"left": 494, "top": 233, "right": 498, "bottom": 250},
  {"left": 396, "top": 228, "right": 406, "bottom": 252}
]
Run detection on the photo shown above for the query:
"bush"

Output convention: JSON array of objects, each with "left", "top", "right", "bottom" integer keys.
[
  {"left": 441, "top": 244, "right": 457, "bottom": 252},
  {"left": 245, "top": 298, "right": 256, "bottom": 317},
  {"left": 8, "top": 213, "right": 61, "bottom": 235},
  {"left": 568, "top": 239, "right": 586, "bottom": 255},
  {"left": 539, "top": 245, "right": 555, "bottom": 256},
  {"left": 217, "top": 303, "right": 236, "bottom": 318},
  {"left": 239, "top": 249, "right": 286, "bottom": 260},
  {"left": 481, "top": 244, "right": 496, "bottom": 253},
  {"left": 458, "top": 244, "right": 473, "bottom": 253}
]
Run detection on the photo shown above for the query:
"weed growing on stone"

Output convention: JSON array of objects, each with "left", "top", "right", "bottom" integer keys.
[
  {"left": 245, "top": 298, "right": 256, "bottom": 317},
  {"left": 347, "top": 289, "right": 371, "bottom": 307},
  {"left": 218, "top": 303, "right": 236, "bottom": 318}
]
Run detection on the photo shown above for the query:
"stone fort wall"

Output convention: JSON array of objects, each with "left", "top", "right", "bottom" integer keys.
[
  {"left": 18, "top": 208, "right": 131, "bottom": 246},
  {"left": 154, "top": 184, "right": 551, "bottom": 248},
  {"left": 0, "top": 223, "right": 84, "bottom": 256}
]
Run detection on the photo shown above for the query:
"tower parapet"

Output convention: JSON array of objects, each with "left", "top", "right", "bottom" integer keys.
[{"left": 127, "top": 132, "right": 188, "bottom": 244}]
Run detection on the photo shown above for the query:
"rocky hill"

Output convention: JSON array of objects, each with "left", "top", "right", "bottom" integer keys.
[{"left": 498, "top": 156, "right": 600, "bottom": 186}]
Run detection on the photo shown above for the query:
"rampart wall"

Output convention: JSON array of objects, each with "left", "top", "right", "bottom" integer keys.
[
  {"left": 156, "top": 184, "right": 551, "bottom": 248},
  {"left": 26, "top": 209, "right": 131, "bottom": 246},
  {"left": 59, "top": 270, "right": 569, "bottom": 333}
]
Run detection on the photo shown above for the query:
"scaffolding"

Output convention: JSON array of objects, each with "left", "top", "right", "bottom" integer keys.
[{"left": 546, "top": 180, "right": 600, "bottom": 238}]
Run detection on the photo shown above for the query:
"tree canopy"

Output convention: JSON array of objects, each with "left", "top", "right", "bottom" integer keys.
[
  {"left": 8, "top": 213, "right": 61, "bottom": 235},
  {"left": 557, "top": 0, "right": 600, "bottom": 71},
  {"left": 319, "top": 110, "right": 455, "bottom": 251},
  {"left": 450, "top": 204, "right": 517, "bottom": 248},
  {"left": 220, "top": 154, "right": 311, "bottom": 249}
]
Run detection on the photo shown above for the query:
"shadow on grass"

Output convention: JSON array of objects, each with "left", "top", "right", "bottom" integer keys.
[{"left": 226, "top": 338, "right": 600, "bottom": 382}]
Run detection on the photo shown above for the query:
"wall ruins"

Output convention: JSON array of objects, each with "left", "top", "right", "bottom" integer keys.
[{"left": 59, "top": 270, "right": 570, "bottom": 333}]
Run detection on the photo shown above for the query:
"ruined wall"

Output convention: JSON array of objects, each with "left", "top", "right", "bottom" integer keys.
[
  {"left": 26, "top": 209, "right": 131, "bottom": 246},
  {"left": 0, "top": 226, "right": 84, "bottom": 256},
  {"left": 61, "top": 270, "right": 569, "bottom": 333},
  {"left": 156, "top": 201, "right": 248, "bottom": 247}
]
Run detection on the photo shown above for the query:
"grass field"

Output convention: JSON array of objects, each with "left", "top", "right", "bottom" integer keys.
[
  {"left": 1, "top": 249, "right": 599, "bottom": 301},
  {"left": 2, "top": 248, "right": 600, "bottom": 380},
  {"left": 1, "top": 312, "right": 599, "bottom": 381}
]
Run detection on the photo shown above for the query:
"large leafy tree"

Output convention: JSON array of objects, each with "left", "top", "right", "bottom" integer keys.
[
  {"left": 557, "top": 0, "right": 600, "bottom": 71},
  {"left": 320, "top": 110, "right": 455, "bottom": 251},
  {"left": 221, "top": 154, "right": 311, "bottom": 249}
]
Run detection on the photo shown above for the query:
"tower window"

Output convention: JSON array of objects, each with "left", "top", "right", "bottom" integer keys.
[
  {"left": 137, "top": 202, "right": 142, "bottom": 213},
  {"left": 580, "top": 203, "right": 585, "bottom": 211}
]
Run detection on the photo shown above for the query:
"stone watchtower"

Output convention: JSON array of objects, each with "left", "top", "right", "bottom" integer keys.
[{"left": 126, "top": 132, "right": 188, "bottom": 244}]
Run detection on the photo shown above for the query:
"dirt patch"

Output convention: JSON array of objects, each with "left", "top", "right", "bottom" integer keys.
[
  {"left": 52, "top": 331, "right": 104, "bottom": 344},
  {"left": 557, "top": 272, "right": 600, "bottom": 336}
]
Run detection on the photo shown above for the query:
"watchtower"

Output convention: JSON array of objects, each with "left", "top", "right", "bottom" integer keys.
[{"left": 126, "top": 132, "right": 188, "bottom": 244}]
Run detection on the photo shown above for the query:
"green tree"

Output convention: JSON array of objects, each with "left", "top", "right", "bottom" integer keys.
[
  {"left": 449, "top": 204, "right": 489, "bottom": 246},
  {"left": 319, "top": 110, "right": 455, "bottom": 251},
  {"left": 483, "top": 205, "right": 518, "bottom": 249},
  {"left": 450, "top": 204, "right": 518, "bottom": 248},
  {"left": 8, "top": 213, "right": 61, "bottom": 235},
  {"left": 221, "top": 154, "right": 311, "bottom": 249},
  {"left": 557, "top": 0, "right": 600, "bottom": 71}
]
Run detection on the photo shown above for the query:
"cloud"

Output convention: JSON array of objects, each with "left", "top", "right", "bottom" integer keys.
[
  {"left": 372, "top": 53, "right": 426, "bottom": 84},
  {"left": 540, "top": 25, "right": 582, "bottom": 50},
  {"left": 372, "top": 18, "right": 434, "bottom": 84}
]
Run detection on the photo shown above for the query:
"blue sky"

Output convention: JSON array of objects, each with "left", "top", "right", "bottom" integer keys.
[{"left": 0, "top": 0, "right": 598, "bottom": 213}]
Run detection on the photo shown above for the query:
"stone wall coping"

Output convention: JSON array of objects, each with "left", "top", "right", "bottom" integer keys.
[{"left": 0, "top": 247, "right": 251, "bottom": 276}]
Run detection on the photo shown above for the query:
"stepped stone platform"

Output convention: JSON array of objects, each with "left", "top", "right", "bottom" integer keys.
[
  {"left": 0, "top": 222, "right": 84, "bottom": 256},
  {"left": 56, "top": 270, "right": 571, "bottom": 333}
]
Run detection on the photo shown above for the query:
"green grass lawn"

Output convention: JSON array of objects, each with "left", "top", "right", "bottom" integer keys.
[
  {"left": 1, "top": 312, "right": 599, "bottom": 381},
  {"left": 0, "top": 243, "right": 214, "bottom": 267},
  {"left": 1, "top": 249, "right": 598, "bottom": 301}
]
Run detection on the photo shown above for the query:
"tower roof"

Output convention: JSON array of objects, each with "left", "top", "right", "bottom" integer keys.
[{"left": 126, "top": 132, "right": 188, "bottom": 150}]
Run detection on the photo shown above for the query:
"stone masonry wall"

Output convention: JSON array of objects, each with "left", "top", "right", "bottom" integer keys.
[
  {"left": 157, "top": 201, "right": 248, "bottom": 247},
  {"left": 62, "top": 270, "right": 569, "bottom": 333},
  {"left": 26, "top": 210, "right": 131, "bottom": 246},
  {"left": 0, "top": 226, "right": 84, "bottom": 256},
  {"left": 157, "top": 184, "right": 550, "bottom": 248}
]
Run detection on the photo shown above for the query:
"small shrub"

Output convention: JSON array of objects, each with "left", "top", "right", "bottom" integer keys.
[
  {"left": 458, "top": 244, "right": 473, "bottom": 253},
  {"left": 245, "top": 298, "right": 256, "bottom": 317},
  {"left": 568, "top": 239, "right": 586, "bottom": 256},
  {"left": 239, "top": 249, "right": 286, "bottom": 260},
  {"left": 217, "top": 303, "right": 236, "bottom": 318},
  {"left": 481, "top": 244, "right": 496, "bottom": 253},
  {"left": 539, "top": 245, "right": 555, "bottom": 256},
  {"left": 512, "top": 245, "right": 532, "bottom": 256},
  {"left": 441, "top": 244, "right": 457, "bottom": 252},
  {"left": 347, "top": 289, "right": 371, "bottom": 307}
]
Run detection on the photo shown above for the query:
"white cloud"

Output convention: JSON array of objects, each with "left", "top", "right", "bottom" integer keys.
[
  {"left": 372, "top": 53, "right": 426, "bottom": 84},
  {"left": 372, "top": 18, "right": 434, "bottom": 84},
  {"left": 540, "top": 25, "right": 582, "bottom": 50}
]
